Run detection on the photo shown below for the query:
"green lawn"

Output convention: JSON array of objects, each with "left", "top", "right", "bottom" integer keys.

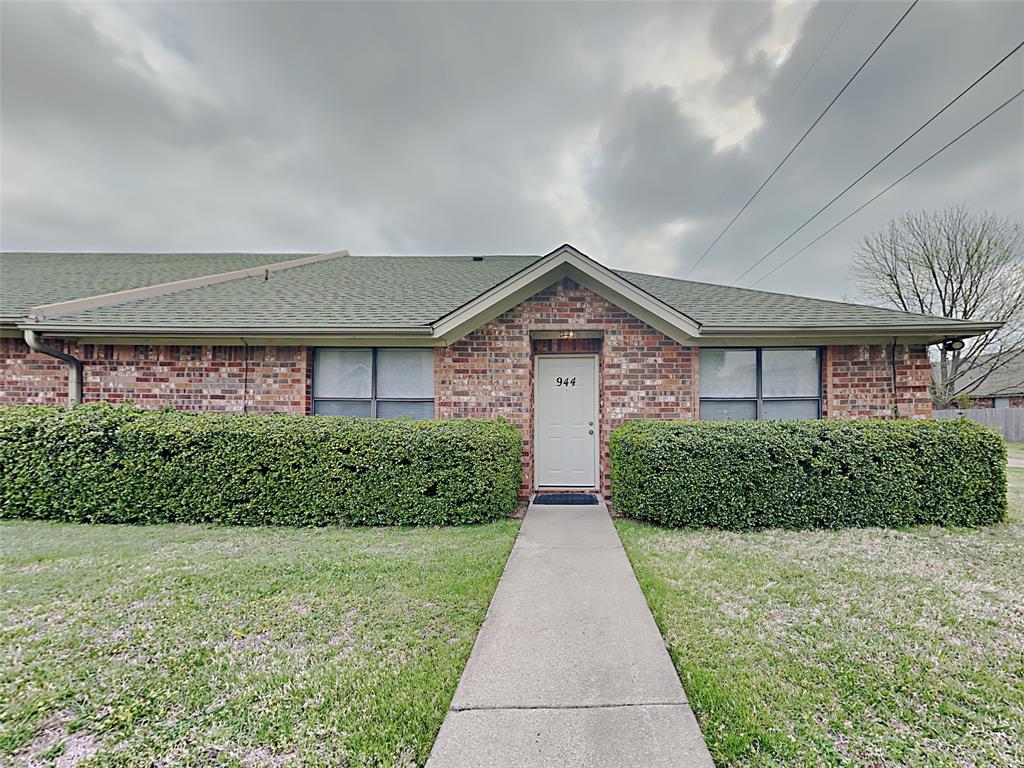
[
  {"left": 1, "top": 521, "right": 518, "bottom": 767},
  {"left": 1007, "top": 441, "right": 1024, "bottom": 460},
  {"left": 618, "top": 469, "right": 1024, "bottom": 768}
]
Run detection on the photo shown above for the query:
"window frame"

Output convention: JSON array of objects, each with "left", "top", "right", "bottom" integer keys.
[
  {"left": 699, "top": 347, "right": 823, "bottom": 420},
  {"left": 312, "top": 347, "right": 435, "bottom": 418}
]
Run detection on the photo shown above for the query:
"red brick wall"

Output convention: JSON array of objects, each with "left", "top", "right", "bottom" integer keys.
[
  {"left": 0, "top": 337, "right": 68, "bottom": 404},
  {"left": 435, "top": 278, "right": 698, "bottom": 497},
  {"left": 822, "top": 344, "right": 932, "bottom": 419},
  {"left": 0, "top": 338, "right": 309, "bottom": 413},
  {"left": 966, "top": 395, "right": 1024, "bottom": 408}
]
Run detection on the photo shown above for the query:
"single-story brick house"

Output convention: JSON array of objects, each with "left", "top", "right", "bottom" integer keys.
[
  {"left": 0, "top": 245, "right": 1000, "bottom": 497},
  {"left": 932, "top": 353, "right": 1024, "bottom": 409}
]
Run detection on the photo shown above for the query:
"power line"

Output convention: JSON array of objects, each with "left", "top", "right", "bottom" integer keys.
[
  {"left": 706, "top": 1, "right": 860, "bottom": 217},
  {"left": 684, "top": 0, "right": 919, "bottom": 278},
  {"left": 768, "top": 1, "right": 861, "bottom": 137},
  {"left": 732, "top": 38, "right": 1024, "bottom": 285},
  {"left": 748, "top": 87, "right": 1024, "bottom": 287}
]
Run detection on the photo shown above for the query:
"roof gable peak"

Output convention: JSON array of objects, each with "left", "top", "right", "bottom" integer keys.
[{"left": 431, "top": 242, "right": 702, "bottom": 343}]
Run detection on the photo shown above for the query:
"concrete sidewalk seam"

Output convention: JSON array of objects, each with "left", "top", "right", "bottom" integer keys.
[
  {"left": 450, "top": 701, "right": 692, "bottom": 712},
  {"left": 514, "top": 543, "right": 622, "bottom": 549}
]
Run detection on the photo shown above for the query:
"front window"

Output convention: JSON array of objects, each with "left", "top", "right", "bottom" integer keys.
[
  {"left": 313, "top": 348, "right": 434, "bottom": 418},
  {"left": 700, "top": 348, "right": 820, "bottom": 420}
]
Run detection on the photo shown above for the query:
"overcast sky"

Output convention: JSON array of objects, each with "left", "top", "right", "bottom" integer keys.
[{"left": 2, "top": 0, "right": 1022, "bottom": 301}]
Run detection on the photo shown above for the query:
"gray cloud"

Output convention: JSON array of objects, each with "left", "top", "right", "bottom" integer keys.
[
  {"left": 585, "top": 86, "right": 738, "bottom": 230},
  {"left": 0, "top": 2, "right": 229, "bottom": 145},
  {"left": 1, "top": 0, "right": 1021, "bottom": 302},
  {"left": 708, "top": 1, "right": 777, "bottom": 105}
]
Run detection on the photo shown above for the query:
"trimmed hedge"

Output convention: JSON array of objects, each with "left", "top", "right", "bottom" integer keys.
[
  {"left": 610, "top": 419, "right": 1006, "bottom": 530},
  {"left": 0, "top": 404, "right": 522, "bottom": 526}
]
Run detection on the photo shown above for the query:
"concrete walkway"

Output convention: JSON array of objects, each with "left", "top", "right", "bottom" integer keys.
[
  {"left": 1009, "top": 457, "right": 1024, "bottom": 469},
  {"left": 427, "top": 502, "right": 714, "bottom": 768}
]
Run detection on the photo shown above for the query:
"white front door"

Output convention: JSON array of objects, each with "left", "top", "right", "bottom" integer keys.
[{"left": 535, "top": 355, "right": 598, "bottom": 487}]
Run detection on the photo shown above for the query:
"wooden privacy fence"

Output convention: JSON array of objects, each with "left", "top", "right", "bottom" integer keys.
[{"left": 933, "top": 408, "right": 1024, "bottom": 441}]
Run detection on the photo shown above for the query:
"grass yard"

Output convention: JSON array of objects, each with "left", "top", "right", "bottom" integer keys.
[
  {"left": 618, "top": 469, "right": 1024, "bottom": 768},
  {"left": 1, "top": 520, "right": 519, "bottom": 767},
  {"left": 1006, "top": 441, "right": 1024, "bottom": 461}
]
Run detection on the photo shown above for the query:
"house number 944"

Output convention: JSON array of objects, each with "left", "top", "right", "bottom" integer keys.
[{"left": 555, "top": 377, "right": 577, "bottom": 387}]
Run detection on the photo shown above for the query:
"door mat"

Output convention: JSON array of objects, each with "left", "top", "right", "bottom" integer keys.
[{"left": 533, "top": 493, "right": 599, "bottom": 505}]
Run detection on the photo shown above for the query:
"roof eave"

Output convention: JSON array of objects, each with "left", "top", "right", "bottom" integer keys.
[
  {"left": 701, "top": 321, "right": 1001, "bottom": 336},
  {"left": 698, "top": 321, "right": 1001, "bottom": 346},
  {"left": 16, "top": 322, "right": 434, "bottom": 337}
]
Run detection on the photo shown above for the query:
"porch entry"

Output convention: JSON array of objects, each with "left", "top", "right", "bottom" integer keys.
[{"left": 534, "top": 354, "right": 599, "bottom": 488}]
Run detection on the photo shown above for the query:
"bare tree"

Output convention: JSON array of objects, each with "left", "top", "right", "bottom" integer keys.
[{"left": 851, "top": 205, "right": 1024, "bottom": 407}]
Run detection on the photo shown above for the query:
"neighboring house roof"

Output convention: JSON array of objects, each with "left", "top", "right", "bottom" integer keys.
[
  {"left": 1, "top": 245, "right": 1001, "bottom": 344},
  {"left": 0, "top": 252, "right": 313, "bottom": 325},
  {"left": 937, "top": 351, "right": 1024, "bottom": 397}
]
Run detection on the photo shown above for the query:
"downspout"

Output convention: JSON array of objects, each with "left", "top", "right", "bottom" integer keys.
[
  {"left": 24, "top": 329, "right": 83, "bottom": 404},
  {"left": 889, "top": 337, "right": 899, "bottom": 419}
]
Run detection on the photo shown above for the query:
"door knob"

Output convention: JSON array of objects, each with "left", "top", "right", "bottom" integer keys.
[{"left": 588, "top": 429, "right": 594, "bottom": 435}]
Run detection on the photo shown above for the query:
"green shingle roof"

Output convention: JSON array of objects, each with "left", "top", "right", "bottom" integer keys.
[
  {"left": 24, "top": 255, "right": 541, "bottom": 329},
  {"left": 619, "top": 271, "right": 964, "bottom": 329},
  {"left": 2, "top": 251, "right": 987, "bottom": 334},
  {"left": 0, "top": 252, "right": 312, "bottom": 323}
]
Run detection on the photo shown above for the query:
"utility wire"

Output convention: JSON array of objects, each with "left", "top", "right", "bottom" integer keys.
[
  {"left": 733, "top": 38, "right": 1024, "bottom": 285},
  {"left": 707, "top": 1, "right": 860, "bottom": 217},
  {"left": 684, "top": 0, "right": 919, "bottom": 278},
  {"left": 749, "top": 87, "right": 1024, "bottom": 287}
]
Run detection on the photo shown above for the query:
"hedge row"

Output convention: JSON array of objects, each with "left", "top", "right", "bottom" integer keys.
[
  {"left": 0, "top": 405, "right": 522, "bottom": 526},
  {"left": 609, "top": 419, "right": 1006, "bottom": 530}
]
